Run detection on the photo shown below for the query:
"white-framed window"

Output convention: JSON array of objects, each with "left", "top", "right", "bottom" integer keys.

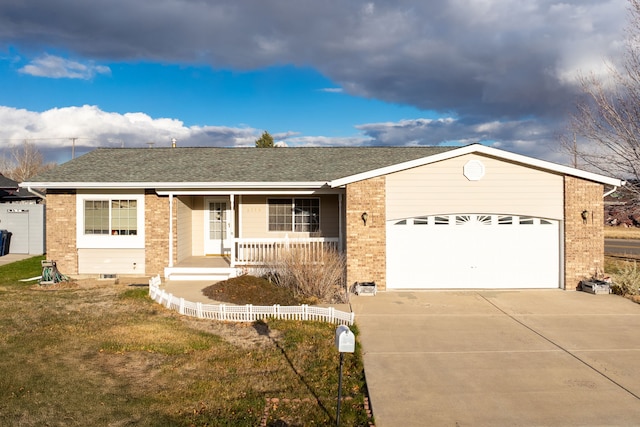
[
  {"left": 77, "top": 192, "right": 145, "bottom": 249},
  {"left": 84, "top": 199, "right": 138, "bottom": 235},
  {"left": 268, "top": 198, "right": 320, "bottom": 232}
]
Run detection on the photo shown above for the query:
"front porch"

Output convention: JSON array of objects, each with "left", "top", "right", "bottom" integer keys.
[
  {"left": 165, "top": 237, "right": 340, "bottom": 281},
  {"left": 164, "top": 255, "right": 233, "bottom": 281},
  {"left": 163, "top": 192, "right": 344, "bottom": 281}
]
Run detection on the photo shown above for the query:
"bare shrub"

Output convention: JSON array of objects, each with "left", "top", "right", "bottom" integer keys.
[
  {"left": 266, "top": 247, "right": 347, "bottom": 304},
  {"left": 611, "top": 261, "right": 640, "bottom": 296}
]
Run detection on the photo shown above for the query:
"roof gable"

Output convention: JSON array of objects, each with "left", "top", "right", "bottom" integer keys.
[
  {"left": 329, "top": 144, "right": 624, "bottom": 187},
  {"left": 0, "top": 174, "right": 18, "bottom": 190}
]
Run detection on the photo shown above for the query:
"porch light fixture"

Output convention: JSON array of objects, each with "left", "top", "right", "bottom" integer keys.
[
  {"left": 361, "top": 212, "right": 368, "bottom": 226},
  {"left": 581, "top": 210, "right": 589, "bottom": 223}
]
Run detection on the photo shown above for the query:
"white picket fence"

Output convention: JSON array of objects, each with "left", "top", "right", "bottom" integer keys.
[{"left": 148, "top": 275, "right": 354, "bottom": 325}]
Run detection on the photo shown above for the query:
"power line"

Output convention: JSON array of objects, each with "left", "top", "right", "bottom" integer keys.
[{"left": 0, "top": 137, "right": 89, "bottom": 142}]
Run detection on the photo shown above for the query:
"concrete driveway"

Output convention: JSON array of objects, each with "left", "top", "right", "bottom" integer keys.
[{"left": 351, "top": 290, "right": 640, "bottom": 426}]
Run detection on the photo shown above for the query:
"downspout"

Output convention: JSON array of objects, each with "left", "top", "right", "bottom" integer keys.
[
  {"left": 603, "top": 183, "right": 623, "bottom": 199},
  {"left": 338, "top": 193, "right": 343, "bottom": 252},
  {"left": 27, "top": 186, "right": 47, "bottom": 201}
]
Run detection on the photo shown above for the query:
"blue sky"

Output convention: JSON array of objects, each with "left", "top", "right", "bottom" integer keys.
[
  {"left": 0, "top": 0, "right": 628, "bottom": 165},
  {"left": 4, "top": 59, "right": 429, "bottom": 135}
]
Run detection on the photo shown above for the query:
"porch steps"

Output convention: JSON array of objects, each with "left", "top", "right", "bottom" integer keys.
[{"left": 164, "top": 267, "right": 234, "bottom": 282}]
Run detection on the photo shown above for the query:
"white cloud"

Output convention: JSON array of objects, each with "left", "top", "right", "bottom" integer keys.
[
  {"left": 18, "top": 54, "right": 111, "bottom": 79},
  {"left": 0, "top": 105, "right": 573, "bottom": 165},
  {"left": 0, "top": 105, "right": 259, "bottom": 162}
]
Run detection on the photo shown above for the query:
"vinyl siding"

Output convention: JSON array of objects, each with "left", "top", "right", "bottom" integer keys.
[
  {"left": 176, "top": 196, "right": 193, "bottom": 262},
  {"left": 78, "top": 248, "right": 145, "bottom": 274},
  {"left": 386, "top": 153, "right": 564, "bottom": 220},
  {"left": 191, "top": 197, "right": 205, "bottom": 255},
  {"left": 240, "top": 196, "right": 267, "bottom": 237}
]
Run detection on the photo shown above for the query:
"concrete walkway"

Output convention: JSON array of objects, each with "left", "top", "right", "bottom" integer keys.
[
  {"left": 0, "top": 253, "right": 35, "bottom": 266},
  {"left": 351, "top": 290, "right": 640, "bottom": 427},
  {"left": 161, "top": 279, "right": 352, "bottom": 313},
  {"left": 163, "top": 280, "right": 216, "bottom": 303}
]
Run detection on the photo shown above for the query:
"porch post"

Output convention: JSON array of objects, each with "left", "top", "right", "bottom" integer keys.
[
  {"left": 338, "top": 193, "right": 344, "bottom": 252},
  {"left": 230, "top": 194, "right": 236, "bottom": 268},
  {"left": 168, "top": 193, "right": 174, "bottom": 268}
]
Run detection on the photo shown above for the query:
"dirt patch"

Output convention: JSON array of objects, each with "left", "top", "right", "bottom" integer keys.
[
  {"left": 181, "top": 317, "right": 282, "bottom": 349},
  {"left": 202, "top": 275, "right": 304, "bottom": 306}
]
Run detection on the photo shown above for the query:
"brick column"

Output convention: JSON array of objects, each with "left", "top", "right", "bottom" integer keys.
[
  {"left": 46, "top": 190, "right": 78, "bottom": 274},
  {"left": 345, "top": 177, "right": 387, "bottom": 290},
  {"left": 564, "top": 176, "right": 604, "bottom": 290},
  {"left": 144, "top": 191, "right": 175, "bottom": 277}
]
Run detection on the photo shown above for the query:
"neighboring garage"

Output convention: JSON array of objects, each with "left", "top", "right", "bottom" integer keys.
[
  {"left": 386, "top": 213, "right": 560, "bottom": 289},
  {"left": 0, "top": 203, "right": 45, "bottom": 255}
]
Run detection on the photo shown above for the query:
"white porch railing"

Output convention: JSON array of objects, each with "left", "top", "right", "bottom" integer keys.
[
  {"left": 234, "top": 237, "right": 340, "bottom": 265},
  {"left": 148, "top": 275, "right": 354, "bottom": 325}
]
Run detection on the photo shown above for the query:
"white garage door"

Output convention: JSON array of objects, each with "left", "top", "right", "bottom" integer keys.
[{"left": 386, "top": 214, "right": 560, "bottom": 289}]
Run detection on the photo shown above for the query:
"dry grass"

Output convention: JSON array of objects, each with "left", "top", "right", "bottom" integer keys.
[
  {"left": 604, "top": 226, "right": 640, "bottom": 239},
  {"left": 266, "top": 247, "right": 348, "bottom": 304},
  {"left": 0, "top": 257, "right": 370, "bottom": 426}
]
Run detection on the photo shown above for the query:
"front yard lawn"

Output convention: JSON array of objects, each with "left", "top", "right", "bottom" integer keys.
[{"left": 0, "top": 257, "right": 370, "bottom": 426}]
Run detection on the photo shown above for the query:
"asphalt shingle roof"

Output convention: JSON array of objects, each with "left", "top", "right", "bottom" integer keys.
[
  {"left": 28, "top": 146, "right": 457, "bottom": 184},
  {"left": 0, "top": 174, "right": 18, "bottom": 189}
]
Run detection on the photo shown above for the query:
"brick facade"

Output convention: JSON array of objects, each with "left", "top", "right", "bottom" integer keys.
[
  {"left": 144, "top": 191, "right": 176, "bottom": 277},
  {"left": 564, "top": 176, "right": 604, "bottom": 290},
  {"left": 46, "top": 190, "right": 78, "bottom": 274},
  {"left": 345, "top": 176, "right": 387, "bottom": 290},
  {"left": 43, "top": 172, "right": 607, "bottom": 288}
]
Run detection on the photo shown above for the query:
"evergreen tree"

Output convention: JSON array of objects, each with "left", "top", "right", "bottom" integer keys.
[{"left": 255, "top": 131, "right": 274, "bottom": 148}]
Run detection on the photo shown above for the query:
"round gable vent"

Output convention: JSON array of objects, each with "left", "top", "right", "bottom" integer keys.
[{"left": 463, "top": 159, "right": 485, "bottom": 181}]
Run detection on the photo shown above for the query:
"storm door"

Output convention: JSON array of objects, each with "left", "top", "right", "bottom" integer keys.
[{"left": 204, "top": 199, "right": 230, "bottom": 255}]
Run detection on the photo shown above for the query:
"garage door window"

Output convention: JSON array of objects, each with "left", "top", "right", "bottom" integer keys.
[
  {"left": 393, "top": 214, "right": 555, "bottom": 227},
  {"left": 519, "top": 216, "right": 534, "bottom": 225},
  {"left": 434, "top": 216, "right": 449, "bottom": 225},
  {"left": 498, "top": 216, "right": 513, "bottom": 225}
]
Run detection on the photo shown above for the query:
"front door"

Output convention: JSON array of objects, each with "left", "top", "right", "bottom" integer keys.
[{"left": 204, "top": 199, "right": 230, "bottom": 255}]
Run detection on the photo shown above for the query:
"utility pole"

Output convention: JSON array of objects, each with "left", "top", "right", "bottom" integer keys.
[
  {"left": 70, "top": 137, "right": 78, "bottom": 159},
  {"left": 572, "top": 133, "right": 578, "bottom": 168}
]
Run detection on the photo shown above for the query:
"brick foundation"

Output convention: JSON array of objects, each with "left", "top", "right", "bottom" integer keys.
[
  {"left": 564, "top": 176, "right": 604, "bottom": 290},
  {"left": 345, "top": 177, "right": 387, "bottom": 290}
]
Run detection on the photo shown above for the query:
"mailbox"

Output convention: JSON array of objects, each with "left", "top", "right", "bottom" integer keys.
[{"left": 335, "top": 325, "right": 355, "bottom": 353}]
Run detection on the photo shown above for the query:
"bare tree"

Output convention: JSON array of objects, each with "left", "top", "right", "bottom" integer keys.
[
  {"left": 0, "top": 141, "right": 56, "bottom": 182},
  {"left": 0, "top": 156, "right": 14, "bottom": 177},
  {"left": 562, "top": 0, "right": 640, "bottom": 193}
]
